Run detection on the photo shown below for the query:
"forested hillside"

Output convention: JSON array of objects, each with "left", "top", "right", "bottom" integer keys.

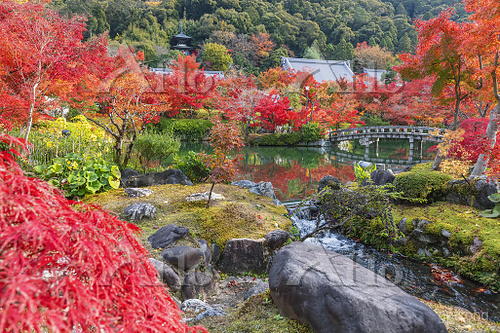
[{"left": 54, "top": 0, "right": 465, "bottom": 71}]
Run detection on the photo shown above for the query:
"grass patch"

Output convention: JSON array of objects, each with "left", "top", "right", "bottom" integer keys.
[
  {"left": 198, "top": 290, "right": 313, "bottom": 333},
  {"left": 420, "top": 299, "right": 500, "bottom": 333}
]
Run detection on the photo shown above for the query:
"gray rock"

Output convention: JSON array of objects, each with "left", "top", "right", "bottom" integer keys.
[
  {"left": 398, "top": 218, "right": 407, "bottom": 234},
  {"left": 123, "top": 203, "right": 156, "bottom": 220},
  {"left": 370, "top": 169, "right": 396, "bottom": 186},
  {"left": 470, "top": 236, "right": 483, "bottom": 254},
  {"left": 231, "top": 180, "right": 257, "bottom": 188},
  {"left": 358, "top": 161, "right": 373, "bottom": 168},
  {"left": 417, "top": 248, "right": 432, "bottom": 257},
  {"left": 125, "top": 188, "right": 153, "bottom": 198},
  {"left": 219, "top": 238, "right": 265, "bottom": 274},
  {"left": 212, "top": 243, "right": 221, "bottom": 263},
  {"left": 244, "top": 280, "right": 269, "bottom": 300},
  {"left": 148, "top": 224, "right": 190, "bottom": 249},
  {"left": 413, "top": 219, "right": 432, "bottom": 231},
  {"left": 265, "top": 230, "right": 290, "bottom": 250},
  {"left": 269, "top": 242, "right": 447, "bottom": 333},
  {"left": 161, "top": 246, "right": 204, "bottom": 271},
  {"left": 148, "top": 258, "right": 181, "bottom": 292},
  {"left": 181, "top": 299, "right": 225, "bottom": 322},
  {"left": 318, "top": 175, "right": 341, "bottom": 193},
  {"left": 198, "top": 239, "right": 212, "bottom": 266},
  {"left": 120, "top": 168, "right": 140, "bottom": 187},
  {"left": 249, "top": 181, "right": 277, "bottom": 200},
  {"left": 182, "top": 272, "right": 216, "bottom": 300},
  {"left": 186, "top": 191, "right": 225, "bottom": 202},
  {"left": 473, "top": 179, "right": 499, "bottom": 210},
  {"left": 441, "top": 229, "right": 451, "bottom": 238},
  {"left": 125, "top": 169, "right": 193, "bottom": 187}
]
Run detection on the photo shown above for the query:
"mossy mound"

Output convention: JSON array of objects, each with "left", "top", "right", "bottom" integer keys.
[
  {"left": 84, "top": 183, "right": 290, "bottom": 252},
  {"left": 393, "top": 202, "right": 500, "bottom": 289}
]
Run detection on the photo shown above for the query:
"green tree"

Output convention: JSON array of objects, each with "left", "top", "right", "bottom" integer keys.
[
  {"left": 202, "top": 42, "right": 233, "bottom": 71},
  {"left": 398, "top": 33, "right": 413, "bottom": 53},
  {"left": 332, "top": 37, "right": 354, "bottom": 60},
  {"left": 303, "top": 45, "right": 322, "bottom": 59}
]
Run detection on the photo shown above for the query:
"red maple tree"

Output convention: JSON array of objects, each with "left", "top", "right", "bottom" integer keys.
[
  {"left": 163, "top": 54, "right": 220, "bottom": 118},
  {"left": 0, "top": 133, "right": 207, "bottom": 332}
]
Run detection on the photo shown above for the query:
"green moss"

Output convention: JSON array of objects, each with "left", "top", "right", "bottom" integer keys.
[
  {"left": 199, "top": 290, "right": 313, "bottom": 333},
  {"left": 393, "top": 168, "right": 452, "bottom": 203},
  {"left": 393, "top": 202, "right": 500, "bottom": 290},
  {"left": 83, "top": 183, "right": 290, "bottom": 252}
]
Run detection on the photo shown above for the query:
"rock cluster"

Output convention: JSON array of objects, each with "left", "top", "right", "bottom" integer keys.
[{"left": 147, "top": 223, "right": 290, "bottom": 300}]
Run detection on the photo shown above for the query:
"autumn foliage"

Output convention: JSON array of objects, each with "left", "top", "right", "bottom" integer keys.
[{"left": 0, "top": 134, "right": 206, "bottom": 333}]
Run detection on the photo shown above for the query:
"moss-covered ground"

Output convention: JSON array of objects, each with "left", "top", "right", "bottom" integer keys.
[
  {"left": 84, "top": 183, "right": 290, "bottom": 253},
  {"left": 393, "top": 202, "right": 500, "bottom": 289}
]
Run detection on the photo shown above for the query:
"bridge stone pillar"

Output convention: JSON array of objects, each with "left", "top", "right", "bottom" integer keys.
[{"left": 409, "top": 138, "right": 414, "bottom": 163}]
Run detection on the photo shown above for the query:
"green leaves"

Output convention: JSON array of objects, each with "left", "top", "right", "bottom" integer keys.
[
  {"left": 479, "top": 193, "right": 500, "bottom": 218},
  {"left": 34, "top": 153, "right": 121, "bottom": 198}
]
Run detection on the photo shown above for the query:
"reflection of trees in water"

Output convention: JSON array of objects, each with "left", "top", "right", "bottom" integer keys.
[{"left": 236, "top": 157, "right": 356, "bottom": 201}]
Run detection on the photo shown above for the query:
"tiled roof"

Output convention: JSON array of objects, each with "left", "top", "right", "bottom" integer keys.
[{"left": 281, "top": 57, "right": 355, "bottom": 82}]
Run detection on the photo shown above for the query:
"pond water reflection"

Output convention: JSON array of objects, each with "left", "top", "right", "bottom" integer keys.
[{"left": 178, "top": 139, "right": 436, "bottom": 201}]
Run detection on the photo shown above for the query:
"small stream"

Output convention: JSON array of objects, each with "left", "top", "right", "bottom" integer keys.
[{"left": 287, "top": 203, "right": 500, "bottom": 323}]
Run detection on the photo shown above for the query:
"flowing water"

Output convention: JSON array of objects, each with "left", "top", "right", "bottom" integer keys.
[{"left": 287, "top": 204, "right": 500, "bottom": 323}]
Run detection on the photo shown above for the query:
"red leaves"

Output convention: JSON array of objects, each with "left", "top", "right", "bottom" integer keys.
[
  {"left": 0, "top": 133, "right": 207, "bottom": 333},
  {"left": 429, "top": 263, "right": 463, "bottom": 286},
  {"left": 164, "top": 55, "right": 219, "bottom": 117}
]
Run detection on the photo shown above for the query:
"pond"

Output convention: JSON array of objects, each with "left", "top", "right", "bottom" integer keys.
[{"left": 178, "top": 139, "right": 437, "bottom": 201}]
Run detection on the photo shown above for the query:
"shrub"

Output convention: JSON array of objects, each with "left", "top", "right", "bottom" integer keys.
[
  {"left": 0, "top": 133, "right": 207, "bottom": 333},
  {"left": 34, "top": 153, "right": 121, "bottom": 198},
  {"left": 28, "top": 116, "right": 113, "bottom": 167},
  {"left": 312, "top": 184, "right": 402, "bottom": 249},
  {"left": 133, "top": 131, "right": 180, "bottom": 173},
  {"left": 174, "top": 151, "right": 211, "bottom": 183},
  {"left": 300, "top": 122, "right": 322, "bottom": 143},
  {"left": 255, "top": 132, "right": 303, "bottom": 146},
  {"left": 393, "top": 168, "right": 452, "bottom": 203},
  {"left": 148, "top": 118, "right": 213, "bottom": 140}
]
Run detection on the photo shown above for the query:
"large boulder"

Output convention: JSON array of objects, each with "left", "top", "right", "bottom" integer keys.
[
  {"left": 269, "top": 242, "right": 447, "bottom": 333},
  {"left": 161, "top": 246, "right": 204, "bottom": 271},
  {"left": 318, "top": 175, "right": 341, "bottom": 193},
  {"left": 125, "top": 169, "right": 193, "bottom": 187},
  {"left": 370, "top": 169, "right": 396, "bottom": 186},
  {"left": 182, "top": 272, "right": 216, "bottom": 300},
  {"left": 265, "top": 230, "right": 290, "bottom": 250},
  {"left": 219, "top": 238, "right": 266, "bottom": 274},
  {"left": 120, "top": 168, "right": 140, "bottom": 187},
  {"left": 148, "top": 224, "right": 190, "bottom": 250},
  {"left": 148, "top": 258, "right": 181, "bottom": 292}
]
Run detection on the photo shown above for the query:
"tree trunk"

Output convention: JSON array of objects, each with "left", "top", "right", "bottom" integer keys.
[
  {"left": 24, "top": 82, "right": 39, "bottom": 141},
  {"left": 206, "top": 182, "right": 216, "bottom": 209},
  {"left": 471, "top": 103, "right": 500, "bottom": 176}
]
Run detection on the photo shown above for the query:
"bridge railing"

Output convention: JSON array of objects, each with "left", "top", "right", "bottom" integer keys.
[{"left": 328, "top": 126, "right": 445, "bottom": 141}]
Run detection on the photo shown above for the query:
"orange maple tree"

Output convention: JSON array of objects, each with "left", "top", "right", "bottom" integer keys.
[{"left": 0, "top": 0, "right": 108, "bottom": 139}]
